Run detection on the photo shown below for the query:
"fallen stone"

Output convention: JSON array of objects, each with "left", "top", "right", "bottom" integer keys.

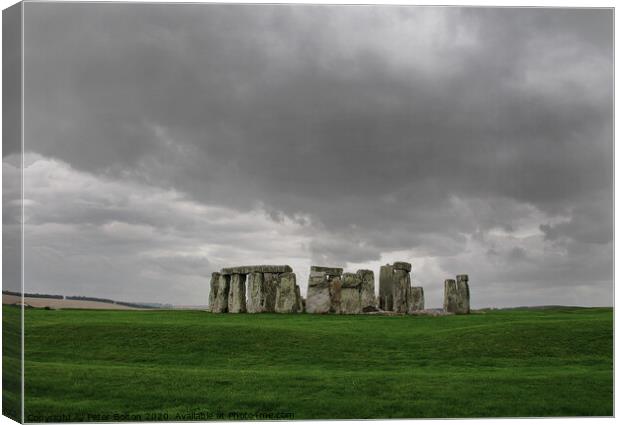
[
  {"left": 393, "top": 261, "right": 412, "bottom": 272},
  {"left": 211, "top": 274, "right": 230, "bottom": 313},
  {"left": 310, "top": 266, "right": 343, "bottom": 276},
  {"left": 220, "top": 265, "right": 293, "bottom": 275},
  {"left": 408, "top": 287, "right": 425, "bottom": 313},
  {"left": 228, "top": 273, "right": 247, "bottom": 313},
  {"left": 409, "top": 309, "right": 454, "bottom": 317},
  {"left": 363, "top": 310, "right": 405, "bottom": 316},
  {"left": 357, "top": 269, "right": 376, "bottom": 309},
  {"left": 275, "top": 272, "right": 300, "bottom": 313},
  {"left": 362, "top": 305, "right": 381, "bottom": 313}
]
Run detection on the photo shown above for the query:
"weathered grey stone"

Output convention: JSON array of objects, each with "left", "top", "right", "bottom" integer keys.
[
  {"left": 306, "top": 272, "right": 332, "bottom": 314},
  {"left": 362, "top": 305, "right": 381, "bottom": 313},
  {"left": 220, "top": 265, "right": 292, "bottom": 275},
  {"left": 341, "top": 272, "right": 362, "bottom": 288},
  {"left": 247, "top": 272, "right": 276, "bottom": 313},
  {"left": 379, "top": 263, "right": 413, "bottom": 312},
  {"left": 211, "top": 274, "right": 230, "bottom": 313},
  {"left": 295, "top": 286, "right": 304, "bottom": 313},
  {"left": 379, "top": 265, "right": 395, "bottom": 311},
  {"left": 456, "top": 275, "right": 470, "bottom": 314},
  {"left": 340, "top": 273, "right": 362, "bottom": 314},
  {"left": 392, "top": 269, "right": 410, "bottom": 313},
  {"left": 357, "top": 269, "right": 376, "bottom": 309},
  {"left": 443, "top": 279, "right": 458, "bottom": 313},
  {"left": 308, "top": 271, "right": 330, "bottom": 287},
  {"left": 275, "top": 272, "right": 300, "bottom": 313},
  {"left": 228, "top": 274, "right": 247, "bottom": 313},
  {"left": 340, "top": 288, "right": 361, "bottom": 314},
  {"left": 246, "top": 272, "right": 261, "bottom": 313},
  {"left": 263, "top": 273, "right": 280, "bottom": 286},
  {"left": 208, "top": 272, "right": 220, "bottom": 311},
  {"left": 393, "top": 261, "right": 412, "bottom": 272},
  {"left": 329, "top": 276, "right": 342, "bottom": 314},
  {"left": 262, "top": 273, "right": 278, "bottom": 312},
  {"left": 407, "top": 287, "right": 425, "bottom": 313},
  {"left": 310, "top": 266, "right": 343, "bottom": 276}
]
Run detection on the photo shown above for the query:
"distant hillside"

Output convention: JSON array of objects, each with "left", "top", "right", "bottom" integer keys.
[{"left": 2, "top": 291, "right": 173, "bottom": 310}]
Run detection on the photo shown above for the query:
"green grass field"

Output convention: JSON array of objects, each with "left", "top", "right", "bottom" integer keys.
[{"left": 4, "top": 305, "right": 613, "bottom": 421}]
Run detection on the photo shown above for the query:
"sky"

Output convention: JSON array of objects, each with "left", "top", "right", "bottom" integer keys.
[{"left": 5, "top": 3, "right": 612, "bottom": 307}]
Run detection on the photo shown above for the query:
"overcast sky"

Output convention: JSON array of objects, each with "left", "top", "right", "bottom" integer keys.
[{"left": 7, "top": 4, "right": 612, "bottom": 307}]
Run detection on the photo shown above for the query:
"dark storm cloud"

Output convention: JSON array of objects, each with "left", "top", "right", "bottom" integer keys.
[{"left": 19, "top": 4, "right": 612, "bottom": 306}]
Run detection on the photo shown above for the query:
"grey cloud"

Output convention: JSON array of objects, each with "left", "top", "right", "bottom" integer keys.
[
  {"left": 17, "top": 4, "right": 613, "bottom": 306},
  {"left": 540, "top": 193, "right": 612, "bottom": 244},
  {"left": 508, "top": 246, "right": 527, "bottom": 262}
]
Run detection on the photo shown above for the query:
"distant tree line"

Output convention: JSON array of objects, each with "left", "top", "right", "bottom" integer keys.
[
  {"left": 2, "top": 290, "right": 162, "bottom": 309},
  {"left": 66, "top": 295, "right": 116, "bottom": 304},
  {"left": 2, "top": 290, "right": 63, "bottom": 299}
]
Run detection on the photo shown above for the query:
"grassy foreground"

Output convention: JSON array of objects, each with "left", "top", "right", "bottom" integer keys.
[{"left": 7, "top": 306, "right": 614, "bottom": 420}]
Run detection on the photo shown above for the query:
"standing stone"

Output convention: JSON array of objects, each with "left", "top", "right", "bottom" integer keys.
[
  {"left": 208, "top": 272, "right": 220, "bottom": 311},
  {"left": 443, "top": 279, "right": 458, "bottom": 313},
  {"left": 211, "top": 274, "right": 230, "bottom": 313},
  {"left": 262, "top": 273, "right": 279, "bottom": 312},
  {"left": 246, "top": 272, "right": 278, "bottom": 313},
  {"left": 247, "top": 272, "right": 265, "bottom": 313},
  {"left": 379, "top": 265, "right": 395, "bottom": 311},
  {"left": 295, "top": 285, "right": 304, "bottom": 313},
  {"left": 329, "top": 276, "right": 342, "bottom": 314},
  {"left": 392, "top": 269, "right": 410, "bottom": 313},
  {"left": 340, "top": 273, "right": 362, "bottom": 314},
  {"left": 408, "top": 287, "right": 425, "bottom": 313},
  {"left": 306, "top": 271, "right": 332, "bottom": 314},
  {"left": 275, "top": 272, "right": 300, "bottom": 313},
  {"left": 357, "top": 269, "right": 376, "bottom": 309},
  {"left": 310, "top": 266, "right": 343, "bottom": 276},
  {"left": 456, "top": 274, "right": 470, "bottom": 314},
  {"left": 228, "top": 273, "right": 247, "bottom": 313}
]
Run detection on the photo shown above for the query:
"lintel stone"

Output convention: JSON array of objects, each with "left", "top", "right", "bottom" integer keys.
[
  {"left": 310, "top": 266, "right": 343, "bottom": 276},
  {"left": 220, "top": 265, "right": 292, "bottom": 275},
  {"left": 393, "top": 261, "right": 412, "bottom": 272}
]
